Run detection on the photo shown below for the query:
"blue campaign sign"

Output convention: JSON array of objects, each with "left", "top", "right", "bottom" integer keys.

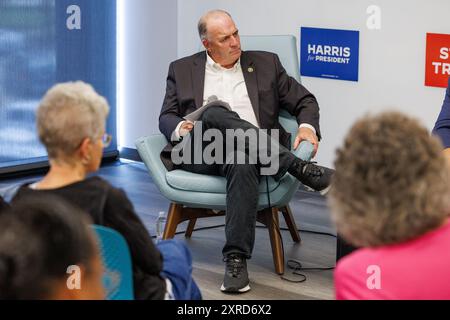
[{"left": 300, "top": 27, "right": 360, "bottom": 82}]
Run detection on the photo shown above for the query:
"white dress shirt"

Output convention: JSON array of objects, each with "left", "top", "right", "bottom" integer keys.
[
  {"left": 202, "top": 54, "right": 260, "bottom": 128},
  {"left": 171, "top": 53, "right": 316, "bottom": 141}
]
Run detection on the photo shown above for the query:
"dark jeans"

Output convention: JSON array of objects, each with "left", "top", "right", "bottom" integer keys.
[{"left": 178, "top": 106, "right": 296, "bottom": 259}]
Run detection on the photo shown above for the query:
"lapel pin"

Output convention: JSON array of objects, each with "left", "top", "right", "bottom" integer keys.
[{"left": 248, "top": 67, "right": 254, "bottom": 73}]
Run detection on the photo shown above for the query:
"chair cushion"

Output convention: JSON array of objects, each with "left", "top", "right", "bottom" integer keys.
[{"left": 166, "top": 169, "right": 281, "bottom": 194}]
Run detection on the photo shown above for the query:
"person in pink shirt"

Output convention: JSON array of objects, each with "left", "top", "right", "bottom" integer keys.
[{"left": 329, "top": 111, "right": 450, "bottom": 300}]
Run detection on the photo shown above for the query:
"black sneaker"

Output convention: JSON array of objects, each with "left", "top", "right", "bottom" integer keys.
[
  {"left": 220, "top": 254, "right": 251, "bottom": 293},
  {"left": 288, "top": 158, "right": 334, "bottom": 195}
]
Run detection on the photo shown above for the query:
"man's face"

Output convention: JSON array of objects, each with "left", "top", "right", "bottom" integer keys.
[{"left": 203, "top": 15, "right": 241, "bottom": 68}]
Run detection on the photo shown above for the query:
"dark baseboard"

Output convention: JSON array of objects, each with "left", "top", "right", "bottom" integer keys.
[
  {"left": 119, "top": 147, "right": 142, "bottom": 162},
  {"left": 0, "top": 150, "right": 120, "bottom": 179},
  {"left": 0, "top": 158, "right": 50, "bottom": 179}
]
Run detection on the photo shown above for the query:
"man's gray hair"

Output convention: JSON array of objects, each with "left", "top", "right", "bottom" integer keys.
[
  {"left": 198, "top": 9, "right": 232, "bottom": 41},
  {"left": 37, "top": 81, "right": 110, "bottom": 161}
]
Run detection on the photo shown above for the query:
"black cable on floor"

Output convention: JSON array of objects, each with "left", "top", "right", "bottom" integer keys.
[
  {"left": 256, "top": 225, "right": 337, "bottom": 238},
  {"left": 281, "top": 260, "right": 335, "bottom": 283},
  {"left": 262, "top": 177, "right": 335, "bottom": 282},
  {"left": 268, "top": 214, "right": 335, "bottom": 284},
  {"left": 153, "top": 224, "right": 337, "bottom": 238},
  {"left": 175, "top": 224, "right": 226, "bottom": 234},
  {"left": 150, "top": 224, "right": 226, "bottom": 239},
  {"left": 277, "top": 226, "right": 337, "bottom": 238},
  {"left": 152, "top": 224, "right": 336, "bottom": 238},
  {"left": 152, "top": 206, "right": 337, "bottom": 283}
]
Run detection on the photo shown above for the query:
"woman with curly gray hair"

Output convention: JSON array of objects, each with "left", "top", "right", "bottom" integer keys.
[{"left": 330, "top": 111, "right": 450, "bottom": 300}]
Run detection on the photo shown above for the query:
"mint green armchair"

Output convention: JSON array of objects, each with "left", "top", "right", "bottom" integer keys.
[{"left": 136, "top": 35, "right": 312, "bottom": 274}]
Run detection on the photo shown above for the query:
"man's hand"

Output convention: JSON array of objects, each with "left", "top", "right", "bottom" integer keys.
[
  {"left": 293, "top": 127, "right": 319, "bottom": 157},
  {"left": 179, "top": 120, "right": 194, "bottom": 137}
]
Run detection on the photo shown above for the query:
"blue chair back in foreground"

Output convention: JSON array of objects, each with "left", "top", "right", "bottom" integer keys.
[{"left": 91, "top": 225, "right": 134, "bottom": 300}]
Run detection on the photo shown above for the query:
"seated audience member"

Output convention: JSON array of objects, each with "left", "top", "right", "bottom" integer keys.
[
  {"left": 11, "top": 81, "right": 201, "bottom": 300},
  {"left": 433, "top": 77, "right": 450, "bottom": 161},
  {"left": 0, "top": 195, "right": 104, "bottom": 300},
  {"left": 330, "top": 111, "right": 450, "bottom": 300},
  {"left": 0, "top": 195, "right": 9, "bottom": 212}
]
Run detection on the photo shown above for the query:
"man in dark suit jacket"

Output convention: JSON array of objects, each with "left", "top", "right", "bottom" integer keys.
[
  {"left": 433, "top": 77, "right": 450, "bottom": 160},
  {"left": 159, "top": 9, "right": 333, "bottom": 293}
]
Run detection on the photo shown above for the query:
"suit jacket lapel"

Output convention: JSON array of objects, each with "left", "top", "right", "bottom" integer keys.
[
  {"left": 241, "top": 52, "right": 260, "bottom": 125},
  {"left": 192, "top": 52, "right": 206, "bottom": 108}
]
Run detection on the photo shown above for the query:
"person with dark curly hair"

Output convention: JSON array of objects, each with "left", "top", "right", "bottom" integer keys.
[
  {"left": 0, "top": 195, "right": 104, "bottom": 300},
  {"left": 330, "top": 111, "right": 450, "bottom": 300}
]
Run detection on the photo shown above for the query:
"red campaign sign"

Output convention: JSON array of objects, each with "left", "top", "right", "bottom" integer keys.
[{"left": 425, "top": 33, "right": 450, "bottom": 88}]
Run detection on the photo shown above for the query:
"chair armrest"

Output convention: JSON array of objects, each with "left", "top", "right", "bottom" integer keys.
[
  {"left": 293, "top": 140, "right": 314, "bottom": 162},
  {"left": 135, "top": 134, "right": 170, "bottom": 192},
  {"left": 135, "top": 133, "right": 313, "bottom": 193}
]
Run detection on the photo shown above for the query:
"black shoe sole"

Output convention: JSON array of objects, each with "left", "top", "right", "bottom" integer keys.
[
  {"left": 220, "top": 283, "right": 251, "bottom": 294},
  {"left": 319, "top": 184, "right": 331, "bottom": 196}
]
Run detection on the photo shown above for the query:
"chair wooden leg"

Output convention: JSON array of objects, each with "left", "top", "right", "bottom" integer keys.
[
  {"left": 281, "top": 205, "right": 301, "bottom": 243},
  {"left": 185, "top": 218, "right": 197, "bottom": 238},
  {"left": 262, "top": 207, "right": 285, "bottom": 275},
  {"left": 163, "top": 203, "right": 183, "bottom": 239}
]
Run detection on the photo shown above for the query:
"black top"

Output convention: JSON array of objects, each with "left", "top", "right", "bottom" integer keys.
[
  {"left": 0, "top": 195, "right": 9, "bottom": 212},
  {"left": 12, "top": 176, "right": 166, "bottom": 300}
]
